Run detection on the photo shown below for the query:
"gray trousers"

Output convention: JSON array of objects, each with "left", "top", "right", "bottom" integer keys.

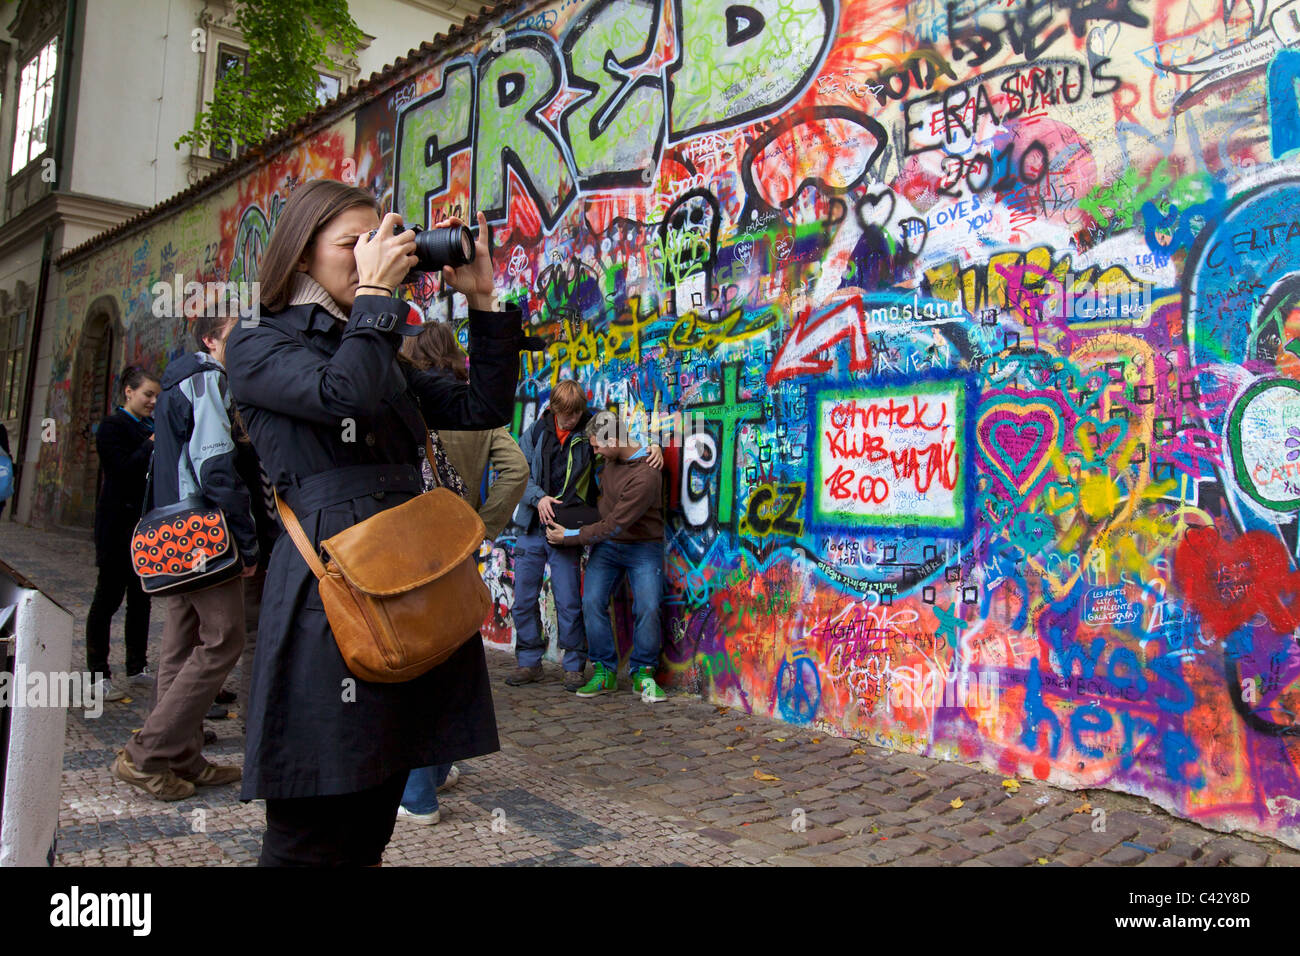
[{"left": 125, "top": 575, "right": 245, "bottom": 775}]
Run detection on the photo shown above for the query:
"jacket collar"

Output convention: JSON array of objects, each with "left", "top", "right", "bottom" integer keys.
[
  {"left": 534, "top": 406, "right": 591, "bottom": 444},
  {"left": 270, "top": 303, "right": 336, "bottom": 334},
  {"left": 115, "top": 406, "right": 155, "bottom": 431}
]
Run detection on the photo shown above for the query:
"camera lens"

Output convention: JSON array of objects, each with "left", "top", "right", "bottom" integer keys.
[
  {"left": 389, "top": 223, "right": 475, "bottom": 284},
  {"left": 414, "top": 225, "right": 475, "bottom": 269}
]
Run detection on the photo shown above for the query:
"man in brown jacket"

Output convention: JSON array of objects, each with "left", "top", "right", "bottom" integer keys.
[{"left": 546, "top": 409, "right": 666, "bottom": 701}]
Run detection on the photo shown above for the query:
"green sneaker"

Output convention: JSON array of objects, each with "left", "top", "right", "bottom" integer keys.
[
  {"left": 631, "top": 667, "right": 666, "bottom": 703},
  {"left": 575, "top": 662, "right": 617, "bottom": 698}
]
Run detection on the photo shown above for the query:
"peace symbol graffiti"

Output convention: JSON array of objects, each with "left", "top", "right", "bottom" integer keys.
[{"left": 776, "top": 655, "right": 821, "bottom": 724}]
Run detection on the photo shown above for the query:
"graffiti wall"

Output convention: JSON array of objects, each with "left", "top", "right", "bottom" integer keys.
[{"left": 44, "top": 0, "right": 1300, "bottom": 844}]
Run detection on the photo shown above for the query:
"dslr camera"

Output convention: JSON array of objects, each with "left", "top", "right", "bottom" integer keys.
[{"left": 369, "top": 223, "right": 475, "bottom": 284}]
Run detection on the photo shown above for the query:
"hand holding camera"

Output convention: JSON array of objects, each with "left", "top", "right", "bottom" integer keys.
[
  {"left": 355, "top": 208, "right": 545, "bottom": 350},
  {"left": 355, "top": 212, "right": 420, "bottom": 293},
  {"left": 355, "top": 210, "right": 495, "bottom": 311},
  {"left": 437, "top": 211, "right": 496, "bottom": 312}
]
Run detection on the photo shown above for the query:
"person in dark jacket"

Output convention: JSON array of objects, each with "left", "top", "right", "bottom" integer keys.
[
  {"left": 507, "top": 382, "right": 596, "bottom": 690},
  {"left": 509, "top": 384, "right": 663, "bottom": 690},
  {"left": 223, "top": 179, "right": 526, "bottom": 866},
  {"left": 87, "top": 366, "right": 160, "bottom": 703},
  {"left": 112, "top": 313, "right": 260, "bottom": 801}
]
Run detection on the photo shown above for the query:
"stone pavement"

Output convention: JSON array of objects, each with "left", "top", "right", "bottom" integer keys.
[{"left": 3, "top": 521, "right": 1297, "bottom": 867}]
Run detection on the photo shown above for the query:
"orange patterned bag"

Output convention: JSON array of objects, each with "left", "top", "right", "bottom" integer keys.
[{"left": 130, "top": 456, "right": 242, "bottom": 595}]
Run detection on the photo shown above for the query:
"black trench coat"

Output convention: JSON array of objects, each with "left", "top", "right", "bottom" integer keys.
[{"left": 224, "top": 293, "right": 523, "bottom": 800}]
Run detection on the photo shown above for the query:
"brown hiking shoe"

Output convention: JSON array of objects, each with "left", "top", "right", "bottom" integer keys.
[
  {"left": 111, "top": 750, "right": 196, "bottom": 801},
  {"left": 178, "top": 762, "right": 241, "bottom": 787},
  {"left": 563, "top": 669, "right": 587, "bottom": 692},
  {"left": 504, "top": 664, "right": 544, "bottom": 686}
]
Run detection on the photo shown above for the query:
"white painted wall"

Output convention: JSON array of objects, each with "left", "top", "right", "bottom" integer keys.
[
  {"left": 352, "top": 0, "right": 470, "bottom": 78},
  {"left": 0, "top": 571, "right": 74, "bottom": 867},
  {"left": 68, "top": 0, "right": 206, "bottom": 207},
  {"left": 67, "top": 0, "right": 471, "bottom": 209}
]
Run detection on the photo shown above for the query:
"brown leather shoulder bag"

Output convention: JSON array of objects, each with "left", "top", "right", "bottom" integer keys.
[{"left": 275, "top": 452, "right": 491, "bottom": 683}]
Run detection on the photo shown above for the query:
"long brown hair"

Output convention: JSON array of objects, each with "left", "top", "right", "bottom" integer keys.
[
  {"left": 400, "top": 322, "right": 469, "bottom": 381},
  {"left": 258, "top": 179, "right": 380, "bottom": 312}
]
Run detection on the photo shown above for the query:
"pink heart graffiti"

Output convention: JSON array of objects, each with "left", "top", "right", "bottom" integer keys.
[{"left": 976, "top": 402, "right": 1062, "bottom": 497}]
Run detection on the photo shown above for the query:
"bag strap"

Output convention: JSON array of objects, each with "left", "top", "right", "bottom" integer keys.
[
  {"left": 182, "top": 431, "right": 203, "bottom": 500},
  {"left": 528, "top": 421, "right": 547, "bottom": 472},
  {"left": 142, "top": 449, "right": 157, "bottom": 512},
  {"left": 424, "top": 431, "right": 442, "bottom": 490},
  {"left": 142, "top": 423, "right": 201, "bottom": 513},
  {"left": 274, "top": 435, "right": 439, "bottom": 582},
  {"left": 274, "top": 489, "right": 328, "bottom": 580}
]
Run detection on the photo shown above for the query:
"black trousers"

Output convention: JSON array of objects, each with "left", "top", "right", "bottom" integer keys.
[
  {"left": 237, "top": 566, "right": 266, "bottom": 717},
  {"left": 259, "top": 771, "right": 407, "bottom": 866},
  {"left": 86, "top": 556, "right": 151, "bottom": 678}
]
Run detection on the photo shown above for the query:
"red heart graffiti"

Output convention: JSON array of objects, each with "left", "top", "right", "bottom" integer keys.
[{"left": 1174, "top": 526, "right": 1300, "bottom": 636}]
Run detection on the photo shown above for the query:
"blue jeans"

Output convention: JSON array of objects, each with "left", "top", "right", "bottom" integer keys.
[
  {"left": 511, "top": 532, "right": 586, "bottom": 670},
  {"left": 582, "top": 539, "right": 664, "bottom": 673},
  {"left": 401, "top": 762, "right": 452, "bottom": 815}
]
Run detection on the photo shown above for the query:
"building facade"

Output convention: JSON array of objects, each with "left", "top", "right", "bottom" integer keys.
[
  {"left": 0, "top": 0, "right": 478, "bottom": 527},
  {"left": 19, "top": 0, "right": 1300, "bottom": 846}
]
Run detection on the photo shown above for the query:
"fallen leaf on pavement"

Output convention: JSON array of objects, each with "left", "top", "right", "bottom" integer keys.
[
  {"left": 753, "top": 770, "right": 781, "bottom": 782},
  {"left": 1074, "top": 802, "right": 1092, "bottom": 814},
  {"left": 774, "top": 737, "right": 785, "bottom": 742},
  {"left": 1001, "top": 779, "right": 1021, "bottom": 792},
  {"left": 851, "top": 747, "right": 866, "bottom": 755},
  {"left": 950, "top": 797, "right": 964, "bottom": 809},
  {"left": 752, "top": 756, "right": 761, "bottom": 762},
  {"left": 811, "top": 737, "right": 821, "bottom": 743},
  {"left": 633, "top": 729, "right": 642, "bottom": 735},
  {"left": 1037, "top": 858, "right": 1049, "bottom": 865},
  {"left": 716, "top": 706, "right": 730, "bottom": 714}
]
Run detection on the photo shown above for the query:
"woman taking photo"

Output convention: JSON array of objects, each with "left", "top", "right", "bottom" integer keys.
[
  {"left": 88, "top": 365, "right": 160, "bottom": 702},
  {"left": 224, "top": 179, "right": 524, "bottom": 866}
]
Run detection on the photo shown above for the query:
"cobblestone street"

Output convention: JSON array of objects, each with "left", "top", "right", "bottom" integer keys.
[{"left": 4, "top": 523, "right": 1296, "bottom": 867}]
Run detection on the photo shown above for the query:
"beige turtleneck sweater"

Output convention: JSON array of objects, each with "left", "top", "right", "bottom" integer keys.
[{"left": 287, "top": 272, "right": 352, "bottom": 324}]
